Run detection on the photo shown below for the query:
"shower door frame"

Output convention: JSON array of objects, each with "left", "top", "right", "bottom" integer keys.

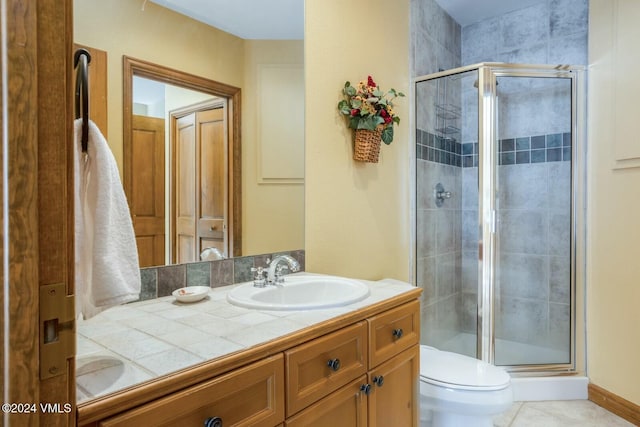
[{"left": 413, "top": 62, "right": 586, "bottom": 374}]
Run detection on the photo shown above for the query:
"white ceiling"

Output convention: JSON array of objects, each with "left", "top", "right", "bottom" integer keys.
[
  {"left": 147, "top": 0, "right": 543, "bottom": 40},
  {"left": 149, "top": 0, "right": 304, "bottom": 40}
]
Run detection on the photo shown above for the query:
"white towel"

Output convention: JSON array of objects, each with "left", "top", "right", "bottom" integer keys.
[{"left": 74, "top": 119, "right": 141, "bottom": 319}]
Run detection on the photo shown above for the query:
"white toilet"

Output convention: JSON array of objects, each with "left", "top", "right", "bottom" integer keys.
[{"left": 419, "top": 345, "right": 513, "bottom": 427}]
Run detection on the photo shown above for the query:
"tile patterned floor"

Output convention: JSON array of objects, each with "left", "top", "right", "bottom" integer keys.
[{"left": 494, "top": 400, "right": 635, "bottom": 426}]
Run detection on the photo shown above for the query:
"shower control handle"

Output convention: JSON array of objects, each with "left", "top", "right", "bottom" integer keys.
[{"left": 434, "top": 182, "right": 452, "bottom": 207}]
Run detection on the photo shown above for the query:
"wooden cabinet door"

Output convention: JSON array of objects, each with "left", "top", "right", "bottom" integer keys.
[
  {"left": 368, "top": 346, "right": 419, "bottom": 427},
  {"left": 285, "top": 377, "right": 368, "bottom": 427},
  {"left": 100, "top": 355, "right": 285, "bottom": 427}
]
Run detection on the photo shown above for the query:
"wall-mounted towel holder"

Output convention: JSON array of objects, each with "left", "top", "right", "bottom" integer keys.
[{"left": 74, "top": 48, "right": 92, "bottom": 153}]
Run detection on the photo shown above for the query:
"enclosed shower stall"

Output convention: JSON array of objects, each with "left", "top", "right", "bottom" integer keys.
[{"left": 414, "top": 63, "right": 584, "bottom": 373}]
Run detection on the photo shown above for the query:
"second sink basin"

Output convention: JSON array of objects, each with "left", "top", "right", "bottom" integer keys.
[{"left": 226, "top": 274, "right": 370, "bottom": 310}]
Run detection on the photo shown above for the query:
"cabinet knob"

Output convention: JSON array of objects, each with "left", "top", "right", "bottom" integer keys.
[
  {"left": 360, "top": 383, "right": 372, "bottom": 395},
  {"left": 392, "top": 328, "right": 404, "bottom": 339},
  {"left": 204, "top": 417, "right": 222, "bottom": 427},
  {"left": 327, "top": 358, "right": 341, "bottom": 372},
  {"left": 373, "top": 375, "right": 384, "bottom": 387}
]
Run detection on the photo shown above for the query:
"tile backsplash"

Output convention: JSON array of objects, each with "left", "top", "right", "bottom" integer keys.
[{"left": 136, "top": 250, "right": 305, "bottom": 301}]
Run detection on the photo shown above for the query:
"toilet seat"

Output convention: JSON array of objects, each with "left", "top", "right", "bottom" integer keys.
[{"left": 420, "top": 345, "right": 510, "bottom": 391}]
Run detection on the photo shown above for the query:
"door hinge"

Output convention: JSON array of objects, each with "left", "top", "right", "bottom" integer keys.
[{"left": 39, "top": 283, "right": 75, "bottom": 380}]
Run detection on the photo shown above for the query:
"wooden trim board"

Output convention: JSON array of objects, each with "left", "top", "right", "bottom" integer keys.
[{"left": 589, "top": 383, "right": 640, "bottom": 426}]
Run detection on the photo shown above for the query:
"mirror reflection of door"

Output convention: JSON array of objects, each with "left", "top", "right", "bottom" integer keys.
[
  {"left": 172, "top": 100, "right": 229, "bottom": 264},
  {"left": 129, "top": 74, "right": 229, "bottom": 267},
  {"left": 131, "top": 115, "right": 166, "bottom": 267}
]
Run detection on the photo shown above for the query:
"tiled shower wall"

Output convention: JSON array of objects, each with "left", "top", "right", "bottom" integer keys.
[
  {"left": 462, "top": 0, "right": 588, "bottom": 66},
  {"left": 417, "top": 158, "right": 462, "bottom": 346},
  {"left": 411, "top": 0, "right": 461, "bottom": 77},
  {"left": 412, "top": 0, "right": 463, "bottom": 347},
  {"left": 460, "top": 156, "right": 572, "bottom": 351},
  {"left": 458, "top": 0, "right": 586, "bottom": 355},
  {"left": 135, "top": 250, "right": 305, "bottom": 302}
]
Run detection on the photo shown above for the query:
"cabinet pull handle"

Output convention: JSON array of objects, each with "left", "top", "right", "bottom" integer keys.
[
  {"left": 360, "top": 383, "right": 372, "bottom": 395},
  {"left": 392, "top": 328, "right": 404, "bottom": 339},
  {"left": 204, "top": 417, "right": 222, "bottom": 427},
  {"left": 373, "top": 375, "right": 384, "bottom": 387},
  {"left": 327, "top": 358, "right": 341, "bottom": 372}
]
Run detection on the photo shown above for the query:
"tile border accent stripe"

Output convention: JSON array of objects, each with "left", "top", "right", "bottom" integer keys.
[
  {"left": 416, "top": 129, "right": 461, "bottom": 167},
  {"left": 417, "top": 129, "right": 572, "bottom": 167}
]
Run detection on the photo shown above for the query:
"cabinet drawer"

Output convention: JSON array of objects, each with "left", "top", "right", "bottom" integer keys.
[
  {"left": 285, "top": 321, "right": 367, "bottom": 416},
  {"left": 285, "top": 376, "right": 368, "bottom": 427},
  {"left": 368, "top": 300, "right": 419, "bottom": 368},
  {"left": 100, "top": 354, "right": 284, "bottom": 427}
]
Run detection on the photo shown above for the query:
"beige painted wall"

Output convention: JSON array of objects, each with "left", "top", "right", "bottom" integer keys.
[
  {"left": 242, "top": 40, "right": 305, "bottom": 254},
  {"left": 74, "top": 0, "right": 244, "bottom": 172},
  {"left": 74, "top": 1, "right": 304, "bottom": 257},
  {"left": 304, "top": 0, "right": 411, "bottom": 280},
  {"left": 587, "top": 0, "right": 640, "bottom": 405}
]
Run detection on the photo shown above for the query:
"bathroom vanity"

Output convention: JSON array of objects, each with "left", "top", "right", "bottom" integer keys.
[{"left": 77, "top": 276, "right": 421, "bottom": 426}]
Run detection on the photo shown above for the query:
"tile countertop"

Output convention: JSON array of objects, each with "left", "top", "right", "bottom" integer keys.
[{"left": 76, "top": 274, "right": 417, "bottom": 403}]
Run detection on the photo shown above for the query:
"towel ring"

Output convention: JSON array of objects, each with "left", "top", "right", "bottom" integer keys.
[{"left": 74, "top": 48, "right": 92, "bottom": 153}]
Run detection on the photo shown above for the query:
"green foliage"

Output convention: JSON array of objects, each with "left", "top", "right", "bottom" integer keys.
[
  {"left": 381, "top": 126, "right": 394, "bottom": 145},
  {"left": 336, "top": 76, "right": 404, "bottom": 144}
]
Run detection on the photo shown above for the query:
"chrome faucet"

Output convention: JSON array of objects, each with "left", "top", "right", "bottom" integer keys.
[{"left": 266, "top": 255, "right": 300, "bottom": 285}]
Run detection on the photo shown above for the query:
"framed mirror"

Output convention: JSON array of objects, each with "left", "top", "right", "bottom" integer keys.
[
  {"left": 123, "top": 57, "right": 242, "bottom": 266},
  {"left": 74, "top": 0, "right": 305, "bottom": 268}
]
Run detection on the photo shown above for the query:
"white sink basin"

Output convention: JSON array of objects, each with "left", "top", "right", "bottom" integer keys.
[{"left": 226, "top": 274, "right": 370, "bottom": 310}]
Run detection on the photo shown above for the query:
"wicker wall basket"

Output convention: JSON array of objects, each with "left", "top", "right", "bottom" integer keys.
[{"left": 353, "top": 128, "right": 383, "bottom": 163}]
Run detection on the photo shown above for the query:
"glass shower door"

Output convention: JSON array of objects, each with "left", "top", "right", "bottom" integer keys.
[
  {"left": 415, "top": 69, "right": 479, "bottom": 359},
  {"left": 493, "top": 75, "right": 573, "bottom": 366}
]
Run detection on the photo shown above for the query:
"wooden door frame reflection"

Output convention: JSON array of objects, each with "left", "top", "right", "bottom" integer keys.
[{"left": 123, "top": 56, "right": 242, "bottom": 262}]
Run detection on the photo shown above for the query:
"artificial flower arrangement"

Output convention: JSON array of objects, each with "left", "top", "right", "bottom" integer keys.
[{"left": 338, "top": 76, "right": 404, "bottom": 162}]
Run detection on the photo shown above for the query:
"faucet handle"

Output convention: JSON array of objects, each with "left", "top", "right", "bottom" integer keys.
[
  {"left": 274, "top": 265, "right": 289, "bottom": 284},
  {"left": 251, "top": 266, "right": 266, "bottom": 287}
]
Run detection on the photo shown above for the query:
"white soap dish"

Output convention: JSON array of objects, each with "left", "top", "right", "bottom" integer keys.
[{"left": 172, "top": 286, "right": 210, "bottom": 303}]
